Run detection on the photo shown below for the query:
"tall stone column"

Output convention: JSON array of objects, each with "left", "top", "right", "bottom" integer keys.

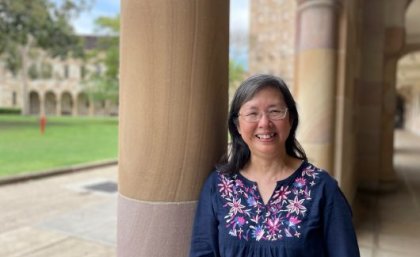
[
  {"left": 118, "top": 1, "right": 229, "bottom": 257},
  {"left": 379, "top": 0, "right": 408, "bottom": 189},
  {"left": 39, "top": 93, "right": 45, "bottom": 116},
  {"left": 355, "top": 0, "right": 385, "bottom": 191},
  {"left": 72, "top": 93, "right": 78, "bottom": 116},
  {"left": 295, "top": 0, "right": 341, "bottom": 172},
  {"left": 56, "top": 94, "right": 61, "bottom": 116}
]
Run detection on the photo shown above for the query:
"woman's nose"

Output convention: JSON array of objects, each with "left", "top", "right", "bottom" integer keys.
[{"left": 258, "top": 113, "right": 272, "bottom": 127}]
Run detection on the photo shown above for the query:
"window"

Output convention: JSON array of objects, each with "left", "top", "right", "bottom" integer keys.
[
  {"left": 64, "top": 65, "right": 69, "bottom": 79},
  {"left": 80, "top": 65, "right": 87, "bottom": 79},
  {"left": 41, "top": 63, "right": 53, "bottom": 79},
  {"left": 12, "top": 91, "right": 17, "bottom": 106}
]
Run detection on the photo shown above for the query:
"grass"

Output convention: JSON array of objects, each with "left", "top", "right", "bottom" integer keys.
[{"left": 0, "top": 115, "right": 118, "bottom": 177}]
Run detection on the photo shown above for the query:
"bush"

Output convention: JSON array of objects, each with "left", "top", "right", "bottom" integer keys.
[{"left": 0, "top": 108, "right": 21, "bottom": 114}]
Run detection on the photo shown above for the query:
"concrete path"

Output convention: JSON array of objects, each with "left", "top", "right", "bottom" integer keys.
[
  {"left": 0, "top": 130, "right": 419, "bottom": 256},
  {"left": 357, "top": 130, "right": 420, "bottom": 257},
  {"left": 0, "top": 166, "right": 117, "bottom": 257}
]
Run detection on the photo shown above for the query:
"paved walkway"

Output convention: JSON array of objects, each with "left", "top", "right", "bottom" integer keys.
[
  {"left": 0, "top": 130, "right": 419, "bottom": 256},
  {"left": 0, "top": 166, "right": 117, "bottom": 257},
  {"left": 356, "top": 130, "right": 420, "bottom": 257}
]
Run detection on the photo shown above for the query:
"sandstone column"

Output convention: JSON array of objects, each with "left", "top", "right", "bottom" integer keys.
[
  {"left": 118, "top": 1, "right": 229, "bottom": 256},
  {"left": 72, "top": 93, "right": 77, "bottom": 116},
  {"left": 295, "top": 0, "right": 341, "bottom": 172},
  {"left": 56, "top": 94, "right": 61, "bottom": 116},
  {"left": 379, "top": 0, "right": 408, "bottom": 189},
  {"left": 39, "top": 92, "right": 45, "bottom": 116},
  {"left": 355, "top": 0, "right": 385, "bottom": 191}
]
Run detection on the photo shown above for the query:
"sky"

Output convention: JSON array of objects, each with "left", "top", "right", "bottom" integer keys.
[
  {"left": 72, "top": 0, "right": 249, "bottom": 68},
  {"left": 73, "top": 0, "right": 249, "bottom": 35}
]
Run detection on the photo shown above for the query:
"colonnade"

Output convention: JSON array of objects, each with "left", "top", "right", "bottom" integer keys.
[{"left": 117, "top": 0, "right": 413, "bottom": 256}]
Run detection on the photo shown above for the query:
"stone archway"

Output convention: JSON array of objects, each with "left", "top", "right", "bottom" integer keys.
[
  {"left": 77, "top": 92, "right": 90, "bottom": 116},
  {"left": 29, "top": 91, "right": 40, "bottom": 115},
  {"left": 45, "top": 91, "right": 57, "bottom": 115},
  {"left": 397, "top": 51, "right": 420, "bottom": 134},
  {"left": 94, "top": 99, "right": 106, "bottom": 115},
  {"left": 61, "top": 92, "right": 73, "bottom": 116}
]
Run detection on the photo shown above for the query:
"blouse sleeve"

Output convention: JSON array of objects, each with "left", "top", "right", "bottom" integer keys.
[
  {"left": 189, "top": 172, "right": 220, "bottom": 257},
  {"left": 323, "top": 179, "right": 360, "bottom": 257}
]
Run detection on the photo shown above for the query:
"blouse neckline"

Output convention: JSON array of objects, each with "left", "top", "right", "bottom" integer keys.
[{"left": 236, "top": 160, "right": 307, "bottom": 186}]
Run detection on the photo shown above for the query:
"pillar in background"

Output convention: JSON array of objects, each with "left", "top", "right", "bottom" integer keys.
[
  {"left": 56, "top": 94, "right": 61, "bottom": 116},
  {"left": 72, "top": 93, "right": 78, "bottom": 116},
  {"left": 295, "top": 0, "right": 341, "bottom": 172},
  {"left": 118, "top": 1, "right": 229, "bottom": 256},
  {"left": 88, "top": 96, "right": 94, "bottom": 116},
  {"left": 379, "top": 0, "right": 408, "bottom": 189},
  {"left": 355, "top": 0, "right": 386, "bottom": 191},
  {"left": 39, "top": 92, "right": 45, "bottom": 116}
]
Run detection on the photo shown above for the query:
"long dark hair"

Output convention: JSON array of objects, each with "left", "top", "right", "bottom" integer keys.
[{"left": 217, "top": 74, "right": 307, "bottom": 174}]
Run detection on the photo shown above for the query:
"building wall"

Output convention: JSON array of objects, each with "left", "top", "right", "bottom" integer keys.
[
  {"left": 0, "top": 49, "right": 117, "bottom": 116},
  {"left": 249, "top": 0, "right": 297, "bottom": 89}
]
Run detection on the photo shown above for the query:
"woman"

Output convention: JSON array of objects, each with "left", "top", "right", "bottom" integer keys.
[{"left": 190, "top": 74, "right": 360, "bottom": 257}]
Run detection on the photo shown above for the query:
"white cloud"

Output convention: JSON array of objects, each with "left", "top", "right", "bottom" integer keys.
[{"left": 230, "top": 0, "right": 249, "bottom": 33}]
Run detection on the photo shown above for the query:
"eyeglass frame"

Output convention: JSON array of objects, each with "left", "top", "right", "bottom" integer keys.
[{"left": 237, "top": 108, "right": 289, "bottom": 123}]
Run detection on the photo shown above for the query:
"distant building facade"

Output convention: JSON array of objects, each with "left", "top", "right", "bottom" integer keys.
[
  {"left": 0, "top": 36, "right": 118, "bottom": 116},
  {"left": 249, "top": 0, "right": 297, "bottom": 89}
]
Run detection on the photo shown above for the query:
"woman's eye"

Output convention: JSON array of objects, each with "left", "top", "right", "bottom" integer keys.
[{"left": 246, "top": 113, "right": 258, "bottom": 117}]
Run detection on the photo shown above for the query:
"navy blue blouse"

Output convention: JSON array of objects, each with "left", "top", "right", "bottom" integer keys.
[{"left": 189, "top": 161, "right": 360, "bottom": 257}]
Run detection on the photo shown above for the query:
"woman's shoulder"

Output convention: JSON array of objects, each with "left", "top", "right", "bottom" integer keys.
[
  {"left": 302, "top": 161, "right": 339, "bottom": 189},
  {"left": 202, "top": 169, "right": 235, "bottom": 187}
]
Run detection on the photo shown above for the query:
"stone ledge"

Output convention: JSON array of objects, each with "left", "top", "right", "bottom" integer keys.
[{"left": 0, "top": 160, "right": 118, "bottom": 186}]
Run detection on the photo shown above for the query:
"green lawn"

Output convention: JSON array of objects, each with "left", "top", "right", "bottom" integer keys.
[{"left": 0, "top": 115, "right": 118, "bottom": 177}]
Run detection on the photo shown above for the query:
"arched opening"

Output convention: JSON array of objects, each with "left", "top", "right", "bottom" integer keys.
[
  {"left": 44, "top": 91, "right": 57, "bottom": 115},
  {"left": 61, "top": 92, "right": 73, "bottom": 116},
  {"left": 397, "top": 51, "right": 420, "bottom": 135},
  {"left": 77, "top": 92, "right": 90, "bottom": 116},
  {"left": 29, "top": 91, "right": 40, "bottom": 115},
  {"left": 94, "top": 99, "right": 106, "bottom": 116}
]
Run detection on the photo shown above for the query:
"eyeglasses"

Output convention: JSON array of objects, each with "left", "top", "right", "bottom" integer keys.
[{"left": 238, "top": 108, "right": 288, "bottom": 123}]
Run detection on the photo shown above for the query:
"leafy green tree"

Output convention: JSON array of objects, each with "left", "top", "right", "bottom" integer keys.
[
  {"left": 84, "top": 15, "right": 119, "bottom": 104},
  {"left": 229, "top": 59, "right": 245, "bottom": 86},
  {"left": 229, "top": 59, "right": 246, "bottom": 101},
  {"left": 0, "top": 0, "right": 91, "bottom": 115}
]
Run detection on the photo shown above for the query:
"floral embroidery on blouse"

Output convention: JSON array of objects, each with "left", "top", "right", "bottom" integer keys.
[{"left": 217, "top": 164, "right": 321, "bottom": 241}]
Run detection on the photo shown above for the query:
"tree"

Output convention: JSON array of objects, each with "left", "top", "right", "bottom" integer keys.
[
  {"left": 229, "top": 59, "right": 246, "bottom": 101},
  {"left": 84, "top": 15, "right": 119, "bottom": 104},
  {"left": 0, "top": 0, "right": 91, "bottom": 115}
]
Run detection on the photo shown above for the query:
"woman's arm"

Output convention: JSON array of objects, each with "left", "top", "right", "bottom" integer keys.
[
  {"left": 189, "top": 172, "right": 220, "bottom": 257},
  {"left": 323, "top": 180, "right": 360, "bottom": 257}
]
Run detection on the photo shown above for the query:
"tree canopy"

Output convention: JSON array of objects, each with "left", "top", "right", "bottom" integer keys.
[
  {"left": 84, "top": 15, "right": 119, "bottom": 103},
  {"left": 0, "top": 0, "right": 91, "bottom": 62},
  {"left": 0, "top": 0, "right": 91, "bottom": 114}
]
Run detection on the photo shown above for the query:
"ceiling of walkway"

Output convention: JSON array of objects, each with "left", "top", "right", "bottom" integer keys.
[
  {"left": 398, "top": 0, "right": 420, "bottom": 88},
  {"left": 406, "top": 0, "right": 420, "bottom": 45}
]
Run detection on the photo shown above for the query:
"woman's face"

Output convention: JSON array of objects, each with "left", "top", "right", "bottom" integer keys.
[{"left": 237, "top": 87, "right": 291, "bottom": 159}]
